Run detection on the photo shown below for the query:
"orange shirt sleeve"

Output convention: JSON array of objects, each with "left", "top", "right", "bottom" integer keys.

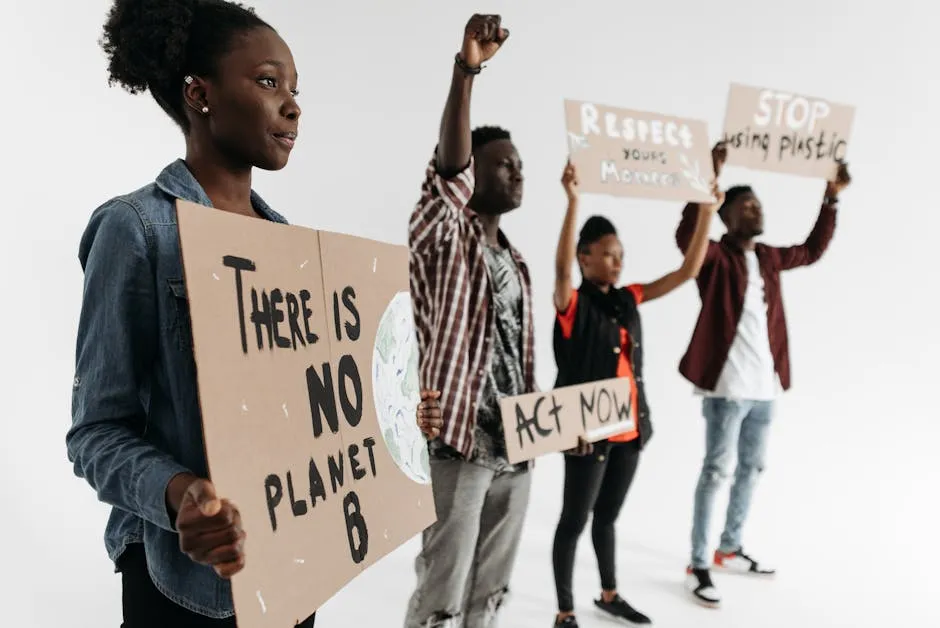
[
  {"left": 624, "top": 283, "right": 644, "bottom": 306},
  {"left": 556, "top": 289, "right": 579, "bottom": 339}
]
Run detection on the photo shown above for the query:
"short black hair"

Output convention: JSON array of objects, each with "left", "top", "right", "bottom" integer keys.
[
  {"left": 471, "top": 126, "right": 511, "bottom": 151},
  {"left": 100, "top": 0, "right": 272, "bottom": 132},
  {"left": 718, "top": 185, "right": 753, "bottom": 218},
  {"left": 577, "top": 216, "right": 617, "bottom": 254}
]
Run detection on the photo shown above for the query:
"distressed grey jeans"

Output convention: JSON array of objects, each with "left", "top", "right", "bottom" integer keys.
[{"left": 404, "top": 458, "right": 532, "bottom": 628}]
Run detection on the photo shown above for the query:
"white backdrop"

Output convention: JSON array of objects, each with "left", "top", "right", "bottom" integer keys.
[{"left": 2, "top": 1, "right": 937, "bottom": 626}]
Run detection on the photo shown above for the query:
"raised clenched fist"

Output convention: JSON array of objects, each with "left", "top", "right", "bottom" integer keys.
[{"left": 460, "top": 14, "right": 510, "bottom": 68}]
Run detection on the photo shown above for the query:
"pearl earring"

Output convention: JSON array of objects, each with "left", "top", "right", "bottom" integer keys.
[{"left": 201, "top": 106, "right": 209, "bottom": 114}]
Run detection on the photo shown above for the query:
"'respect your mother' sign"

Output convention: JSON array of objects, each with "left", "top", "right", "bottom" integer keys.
[
  {"left": 722, "top": 82, "right": 855, "bottom": 179},
  {"left": 176, "top": 201, "right": 435, "bottom": 628},
  {"left": 564, "top": 99, "right": 717, "bottom": 204}
]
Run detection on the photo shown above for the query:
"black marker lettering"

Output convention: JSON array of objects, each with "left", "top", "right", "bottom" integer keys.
[
  {"left": 833, "top": 138, "right": 848, "bottom": 161},
  {"left": 580, "top": 390, "right": 596, "bottom": 430},
  {"left": 306, "top": 363, "right": 339, "bottom": 437},
  {"left": 300, "top": 289, "right": 319, "bottom": 345},
  {"left": 328, "top": 451, "right": 345, "bottom": 494},
  {"left": 349, "top": 443, "right": 366, "bottom": 480},
  {"left": 596, "top": 388, "right": 612, "bottom": 424},
  {"left": 308, "top": 457, "right": 327, "bottom": 506},
  {"left": 729, "top": 128, "right": 771, "bottom": 161},
  {"left": 548, "top": 395, "right": 563, "bottom": 432},
  {"left": 343, "top": 491, "right": 368, "bottom": 564},
  {"left": 812, "top": 131, "right": 825, "bottom": 160},
  {"left": 778, "top": 135, "right": 792, "bottom": 161},
  {"left": 286, "top": 470, "right": 308, "bottom": 517},
  {"left": 285, "top": 292, "right": 305, "bottom": 350},
  {"left": 223, "top": 255, "right": 256, "bottom": 354},
  {"left": 338, "top": 354, "right": 363, "bottom": 428},
  {"left": 362, "top": 437, "right": 378, "bottom": 476},
  {"left": 515, "top": 397, "right": 554, "bottom": 448},
  {"left": 614, "top": 389, "right": 631, "bottom": 422},
  {"left": 250, "top": 288, "right": 274, "bottom": 350},
  {"left": 270, "top": 289, "right": 291, "bottom": 349},
  {"left": 342, "top": 287, "right": 361, "bottom": 341},
  {"left": 264, "top": 473, "right": 283, "bottom": 532},
  {"left": 332, "top": 291, "right": 342, "bottom": 341}
]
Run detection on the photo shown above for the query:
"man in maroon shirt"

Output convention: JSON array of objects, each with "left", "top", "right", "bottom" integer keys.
[{"left": 677, "top": 142, "right": 851, "bottom": 608}]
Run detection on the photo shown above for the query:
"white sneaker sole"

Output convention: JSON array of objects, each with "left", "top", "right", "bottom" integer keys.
[
  {"left": 688, "top": 591, "right": 721, "bottom": 609},
  {"left": 713, "top": 565, "right": 777, "bottom": 578}
]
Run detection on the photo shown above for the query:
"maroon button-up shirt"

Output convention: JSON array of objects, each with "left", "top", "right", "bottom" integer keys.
[{"left": 675, "top": 201, "right": 838, "bottom": 392}]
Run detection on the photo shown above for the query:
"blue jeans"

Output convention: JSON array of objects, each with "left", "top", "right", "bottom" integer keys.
[{"left": 690, "top": 398, "right": 774, "bottom": 569}]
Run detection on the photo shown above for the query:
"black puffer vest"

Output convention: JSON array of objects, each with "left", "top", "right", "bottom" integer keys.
[{"left": 553, "top": 281, "right": 653, "bottom": 451}]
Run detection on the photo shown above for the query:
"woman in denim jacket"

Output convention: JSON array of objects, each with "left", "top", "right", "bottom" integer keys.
[{"left": 65, "top": 1, "right": 315, "bottom": 625}]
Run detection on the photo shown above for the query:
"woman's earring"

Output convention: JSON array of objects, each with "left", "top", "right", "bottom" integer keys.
[
  {"left": 201, "top": 106, "right": 209, "bottom": 114},
  {"left": 184, "top": 75, "right": 194, "bottom": 85}
]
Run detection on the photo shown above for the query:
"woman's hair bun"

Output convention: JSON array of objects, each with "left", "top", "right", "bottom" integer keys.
[
  {"left": 577, "top": 216, "right": 618, "bottom": 251},
  {"left": 100, "top": 0, "right": 197, "bottom": 95}
]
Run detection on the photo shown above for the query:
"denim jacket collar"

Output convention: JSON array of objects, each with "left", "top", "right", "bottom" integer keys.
[{"left": 154, "top": 158, "right": 281, "bottom": 222}]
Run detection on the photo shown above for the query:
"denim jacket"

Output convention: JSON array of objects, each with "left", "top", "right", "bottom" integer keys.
[{"left": 66, "top": 159, "right": 288, "bottom": 618}]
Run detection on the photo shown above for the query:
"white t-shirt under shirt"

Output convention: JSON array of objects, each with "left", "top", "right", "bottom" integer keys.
[{"left": 699, "top": 250, "right": 779, "bottom": 401}]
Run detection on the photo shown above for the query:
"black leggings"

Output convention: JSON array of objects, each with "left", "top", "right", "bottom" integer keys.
[
  {"left": 552, "top": 439, "right": 641, "bottom": 612},
  {"left": 119, "top": 544, "right": 316, "bottom": 628}
]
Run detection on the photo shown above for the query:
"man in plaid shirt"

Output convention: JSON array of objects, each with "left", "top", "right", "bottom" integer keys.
[{"left": 406, "top": 13, "right": 537, "bottom": 628}]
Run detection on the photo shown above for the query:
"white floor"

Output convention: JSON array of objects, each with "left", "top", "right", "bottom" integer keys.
[
  {"left": 9, "top": 392, "right": 938, "bottom": 628},
  {"left": 316, "top": 395, "right": 940, "bottom": 627}
]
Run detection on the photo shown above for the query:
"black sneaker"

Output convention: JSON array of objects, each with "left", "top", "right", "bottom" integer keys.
[
  {"left": 553, "top": 615, "right": 579, "bottom": 627},
  {"left": 685, "top": 566, "right": 720, "bottom": 608},
  {"left": 593, "top": 594, "right": 652, "bottom": 624}
]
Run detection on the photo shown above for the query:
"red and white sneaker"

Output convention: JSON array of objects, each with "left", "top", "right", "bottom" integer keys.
[
  {"left": 713, "top": 548, "right": 775, "bottom": 576},
  {"left": 685, "top": 567, "right": 721, "bottom": 608}
]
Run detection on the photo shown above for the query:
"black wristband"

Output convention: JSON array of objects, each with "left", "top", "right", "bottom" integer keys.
[
  {"left": 824, "top": 195, "right": 839, "bottom": 206},
  {"left": 455, "top": 53, "right": 483, "bottom": 75}
]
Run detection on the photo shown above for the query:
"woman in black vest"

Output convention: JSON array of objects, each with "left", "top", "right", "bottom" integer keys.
[{"left": 551, "top": 161, "right": 722, "bottom": 627}]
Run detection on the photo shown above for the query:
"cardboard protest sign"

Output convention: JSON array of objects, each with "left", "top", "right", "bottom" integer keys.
[
  {"left": 499, "top": 378, "right": 634, "bottom": 464},
  {"left": 176, "top": 201, "right": 435, "bottom": 628},
  {"left": 564, "top": 99, "right": 716, "bottom": 204},
  {"left": 723, "top": 82, "right": 855, "bottom": 179}
]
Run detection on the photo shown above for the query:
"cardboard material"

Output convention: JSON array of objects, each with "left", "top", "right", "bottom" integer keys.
[
  {"left": 723, "top": 82, "right": 855, "bottom": 179},
  {"left": 499, "top": 378, "right": 634, "bottom": 464},
  {"left": 176, "top": 200, "right": 435, "bottom": 628},
  {"left": 564, "top": 99, "right": 716, "bottom": 203}
]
